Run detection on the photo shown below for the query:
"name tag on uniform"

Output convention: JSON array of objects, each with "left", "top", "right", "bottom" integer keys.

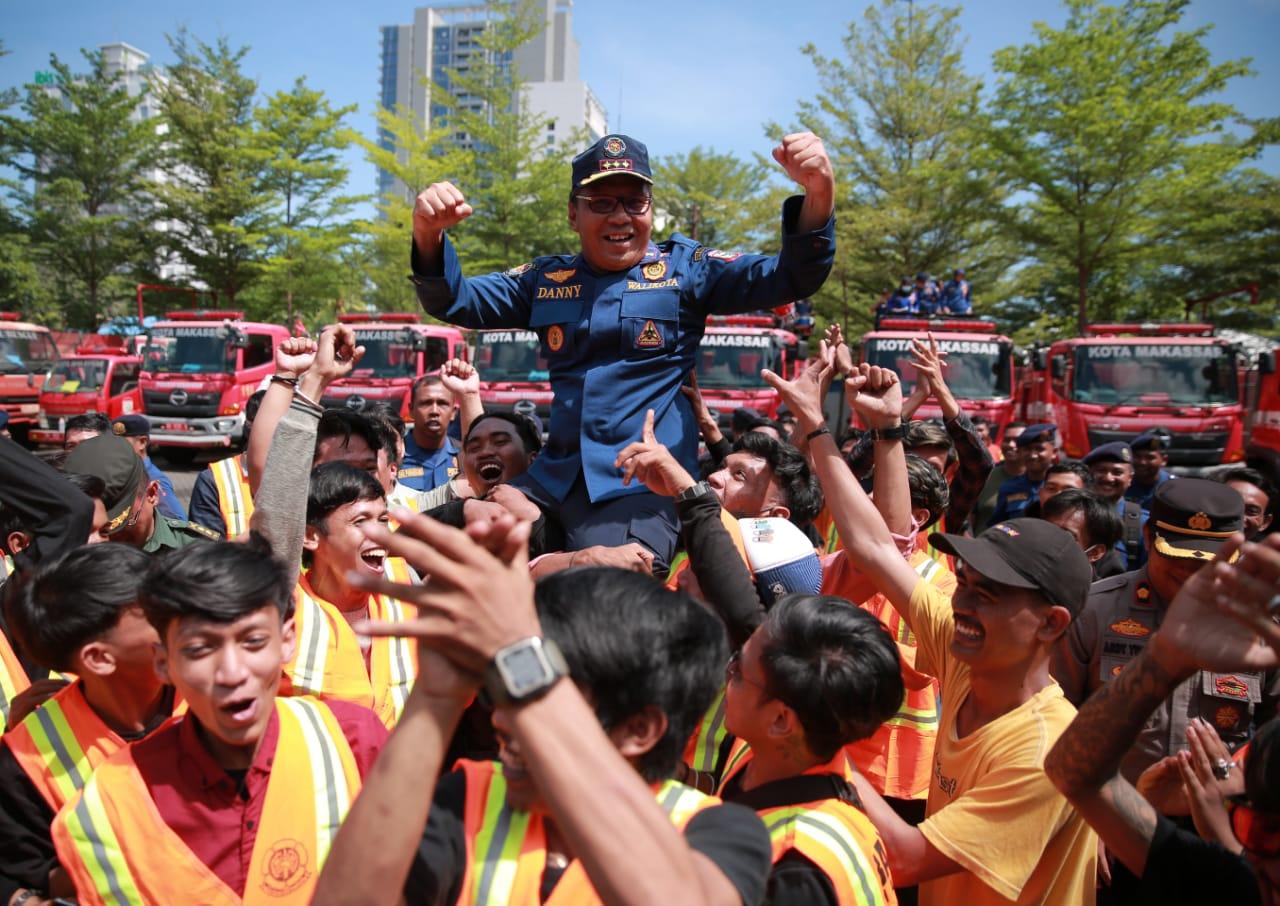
[{"left": 399, "top": 467, "right": 425, "bottom": 479}]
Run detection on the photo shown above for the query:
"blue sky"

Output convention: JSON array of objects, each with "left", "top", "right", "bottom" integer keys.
[{"left": 3, "top": 0, "right": 1276, "bottom": 214}]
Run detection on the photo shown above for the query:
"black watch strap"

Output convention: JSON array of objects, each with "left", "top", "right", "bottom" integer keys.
[
  {"left": 675, "top": 480, "right": 713, "bottom": 503},
  {"left": 871, "top": 422, "right": 907, "bottom": 442}
]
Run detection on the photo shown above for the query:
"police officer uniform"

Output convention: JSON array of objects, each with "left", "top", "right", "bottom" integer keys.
[
  {"left": 1083, "top": 441, "right": 1148, "bottom": 572},
  {"left": 988, "top": 423, "right": 1055, "bottom": 526},
  {"left": 410, "top": 134, "right": 835, "bottom": 568},
  {"left": 64, "top": 435, "right": 217, "bottom": 554},
  {"left": 1051, "top": 479, "right": 1280, "bottom": 782}
]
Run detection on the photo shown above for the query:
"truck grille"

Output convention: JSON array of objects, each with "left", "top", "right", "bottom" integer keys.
[
  {"left": 1086, "top": 429, "right": 1229, "bottom": 468},
  {"left": 143, "top": 390, "right": 220, "bottom": 419},
  {"left": 319, "top": 393, "right": 407, "bottom": 414}
]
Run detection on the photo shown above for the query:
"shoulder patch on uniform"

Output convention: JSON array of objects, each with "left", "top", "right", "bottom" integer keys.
[
  {"left": 692, "top": 245, "right": 707, "bottom": 262},
  {"left": 707, "top": 249, "right": 743, "bottom": 263},
  {"left": 505, "top": 262, "right": 533, "bottom": 277},
  {"left": 186, "top": 522, "right": 222, "bottom": 541}
]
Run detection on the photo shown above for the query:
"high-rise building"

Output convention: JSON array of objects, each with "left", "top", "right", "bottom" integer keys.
[{"left": 377, "top": 0, "right": 606, "bottom": 200}]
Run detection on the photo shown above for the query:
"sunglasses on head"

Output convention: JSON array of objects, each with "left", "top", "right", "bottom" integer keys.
[{"left": 1229, "top": 795, "right": 1280, "bottom": 859}]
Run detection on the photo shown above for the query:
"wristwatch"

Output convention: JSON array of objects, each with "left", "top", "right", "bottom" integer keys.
[
  {"left": 674, "top": 480, "right": 714, "bottom": 503},
  {"left": 871, "top": 422, "right": 907, "bottom": 442},
  {"left": 484, "top": 637, "right": 568, "bottom": 707}
]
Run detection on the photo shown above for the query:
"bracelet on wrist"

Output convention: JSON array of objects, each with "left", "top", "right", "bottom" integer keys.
[
  {"left": 269, "top": 374, "right": 299, "bottom": 389},
  {"left": 806, "top": 425, "right": 831, "bottom": 442},
  {"left": 871, "top": 422, "right": 907, "bottom": 442}
]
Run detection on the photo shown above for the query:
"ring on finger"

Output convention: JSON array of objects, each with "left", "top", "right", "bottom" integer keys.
[{"left": 1213, "top": 757, "right": 1234, "bottom": 780}]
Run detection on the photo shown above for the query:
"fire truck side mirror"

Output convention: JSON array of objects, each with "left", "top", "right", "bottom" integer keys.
[
  {"left": 1050, "top": 355, "right": 1067, "bottom": 380},
  {"left": 1260, "top": 351, "right": 1276, "bottom": 375}
]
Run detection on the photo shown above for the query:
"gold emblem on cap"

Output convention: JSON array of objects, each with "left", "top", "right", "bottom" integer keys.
[
  {"left": 113, "top": 423, "right": 126, "bottom": 435},
  {"left": 1188, "top": 512, "right": 1212, "bottom": 531}
]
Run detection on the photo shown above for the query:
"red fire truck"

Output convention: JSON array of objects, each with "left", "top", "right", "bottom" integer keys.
[
  {"left": 1246, "top": 345, "right": 1280, "bottom": 482},
  {"left": 695, "top": 315, "right": 802, "bottom": 429},
  {"left": 320, "top": 313, "right": 468, "bottom": 418},
  {"left": 859, "top": 318, "right": 1017, "bottom": 436},
  {"left": 30, "top": 336, "right": 143, "bottom": 445},
  {"left": 1021, "top": 322, "right": 1245, "bottom": 468},
  {"left": 138, "top": 311, "right": 290, "bottom": 454},
  {"left": 0, "top": 313, "right": 59, "bottom": 434},
  {"left": 473, "top": 329, "right": 553, "bottom": 427}
]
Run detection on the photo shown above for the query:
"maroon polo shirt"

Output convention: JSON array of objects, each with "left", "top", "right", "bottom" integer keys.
[{"left": 128, "top": 698, "right": 388, "bottom": 895}]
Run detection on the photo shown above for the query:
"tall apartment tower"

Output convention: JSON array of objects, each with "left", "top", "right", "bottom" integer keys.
[{"left": 377, "top": 0, "right": 607, "bottom": 200}]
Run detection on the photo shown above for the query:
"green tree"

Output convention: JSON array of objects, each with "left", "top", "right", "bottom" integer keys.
[
  {"left": 2, "top": 50, "right": 161, "bottom": 326},
  {"left": 651, "top": 147, "right": 772, "bottom": 248},
  {"left": 248, "top": 78, "right": 361, "bottom": 323},
  {"left": 777, "top": 0, "right": 1013, "bottom": 331},
  {"left": 987, "top": 0, "right": 1259, "bottom": 333},
  {"left": 151, "top": 32, "right": 271, "bottom": 305}
]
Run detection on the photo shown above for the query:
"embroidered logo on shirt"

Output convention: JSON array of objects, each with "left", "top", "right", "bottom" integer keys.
[
  {"left": 536, "top": 285, "right": 583, "bottom": 300},
  {"left": 1109, "top": 618, "right": 1151, "bottom": 638},
  {"left": 1215, "top": 705, "right": 1241, "bottom": 729},
  {"left": 547, "top": 325, "right": 565, "bottom": 352},
  {"left": 643, "top": 260, "right": 668, "bottom": 281},
  {"left": 505, "top": 262, "right": 532, "bottom": 277},
  {"left": 261, "top": 839, "right": 311, "bottom": 896},
  {"left": 707, "top": 249, "right": 742, "bottom": 263},
  {"left": 1214, "top": 675, "right": 1249, "bottom": 699},
  {"left": 636, "top": 320, "right": 663, "bottom": 348},
  {"left": 544, "top": 268, "right": 576, "bottom": 284}
]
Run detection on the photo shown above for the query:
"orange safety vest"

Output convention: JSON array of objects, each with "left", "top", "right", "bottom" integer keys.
[
  {"left": 0, "top": 625, "right": 30, "bottom": 727},
  {"left": 718, "top": 741, "right": 897, "bottom": 905},
  {"left": 210, "top": 453, "right": 254, "bottom": 539},
  {"left": 664, "top": 506, "right": 749, "bottom": 593},
  {"left": 52, "top": 697, "right": 361, "bottom": 906},
  {"left": 281, "top": 572, "right": 418, "bottom": 728},
  {"left": 842, "top": 551, "right": 945, "bottom": 801},
  {"left": 456, "top": 758, "right": 721, "bottom": 906},
  {"left": 5, "top": 681, "right": 160, "bottom": 811}
]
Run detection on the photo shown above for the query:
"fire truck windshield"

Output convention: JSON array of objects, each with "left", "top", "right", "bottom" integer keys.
[
  {"left": 0, "top": 330, "right": 57, "bottom": 374},
  {"left": 142, "top": 328, "right": 234, "bottom": 374},
  {"left": 44, "top": 359, "right": 107, "bottom": 392},
  {"left": 863, "top": 338, "right": 1010, "bottom": 400},
  {"left": 474, "top": 331, "right": 548, "bottom": 381},
  {"left": 695, "top": 335, "right": 783, "bottom": 388},
  {"left": 1072, "top": 344, "right": 1238, "bottom": 405},
  {"left": 352, "top": 330, "right": 418, "bottom": 378}
]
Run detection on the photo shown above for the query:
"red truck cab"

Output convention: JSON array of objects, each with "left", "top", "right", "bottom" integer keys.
[
  {"left": 859, "top": 318, "right": 1016, "bottom": 437},
  {"left": 30, "top": 336, "right": 143, "bottom": 445},
  {"left": 473, "top": 329, "right": 554, "bottom": 427},
  {"left": 0, "top": 314, "right": 59, "bottom": 434},
  {"left": 1021, "top": 322, "right": 1244, "bottom": 468},
  {"left": 695, "top": 315, "right": 801, "bottom": 430},
  {"left": 320, "top": 313, "right": 467, "bottom": 419},
  {"left": 139, "top": 311, "right": 289, "bottom": 452}
]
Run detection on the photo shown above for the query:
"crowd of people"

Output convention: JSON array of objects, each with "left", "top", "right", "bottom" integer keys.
[
  {"left": 876, "top": 272, "right": 973, "bottom": 318},
  {"left": 0, "top": 130, "right": 1278, "bottom": 906}
]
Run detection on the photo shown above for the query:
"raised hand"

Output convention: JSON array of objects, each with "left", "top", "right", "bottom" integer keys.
[
  {"left": 761, "top": 343, "right": 834, "bottom": 435},
  {"left": 414, "top": 181, "right": 473, "bottom": 236},
  {"left": 275, "top": 335, "right": 317, "bottom": 378},
  {"left": 300, "top": 324, "right": 366, "bottom": 400},
  {"left": 439, "top": 357, "right": 480, "bottom": 399},
  {"left": 614, "top": 409, "right": 697, "bottom": 498},
  {"left": 847, "top": 363, "right": 903, "bottom": 429},
  {"left": 909, "top": 332, "right": 949, "bottom": 390},
  {"left": 771, "top": 132, "right": 834, "bottom": 198},
  {"left": 825, "top": 324, "right": 856, "bottom": 377}
]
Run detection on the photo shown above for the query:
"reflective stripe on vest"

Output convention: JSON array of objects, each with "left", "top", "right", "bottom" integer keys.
[
  {"left": 52, "top": 697, "right": 361, "bottom": 906},
  {"left": 5, "top": 682, "right": 129, "bottom": 811},
  {"left": 458, "top": 759, "right": 719, "bottom": 906},
  {"left": 0, "top": 626, "right": 31, "bottom": 725},
  {"left": 683, "top": 685, "right": 729, "bottom": 775},
  {"left": 210, "top": 454, "right": 253, "bottom": 539},
  {"left": 286, "top": 577, "right": 418, "bottom": 728},
  {"left": 762, "top": 806, "right": 890, "bottom": 906}
]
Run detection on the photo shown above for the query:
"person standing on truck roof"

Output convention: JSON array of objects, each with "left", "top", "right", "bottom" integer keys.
[
  {"left": 988, "top": 423, "right": 1057, "bottom": 526},
  {"left": 397, "top": 374, "right": 459, "bottom": 494},
  {"left": 1126, "top": 429, "right": 1175, "bottom": 511},
  {"left": 109, "top": 414, "right": 186, "bottom": 522},
  {"left": 940, "top": 268, "right": 971, "bottom": 315},
  {"left": 407, "top": 131, "right": 835, "bottom": 570},
  {"left": 1085, "top": 442, "right": 1149, "bottom": 574}
]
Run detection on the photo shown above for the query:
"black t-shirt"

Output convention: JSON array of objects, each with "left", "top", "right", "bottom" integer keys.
[
  {"left": 403, "top": 767, "right": 772, "bottom": 905},
  {"left": 1138, "top": 814, "right": 1260, "bottom": 906}
]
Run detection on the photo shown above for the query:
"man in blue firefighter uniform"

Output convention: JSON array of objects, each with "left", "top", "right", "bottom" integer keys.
[{"left": 407, "top": 132, "right": 836, "bottom": 570}]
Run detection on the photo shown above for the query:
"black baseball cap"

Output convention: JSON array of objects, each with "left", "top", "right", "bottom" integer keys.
[
  {"left": 1016, "top": 423, "right": 1057, "bottom": 448},
  {"left": 1150, "top": 477, "right": 1244, "bottom": 561},
  {"left": 1083, "top": 442, "right": 1132, "bottom": 465},
  {"left": 931, "top": 519, "right": 1092, "bottom": 616},
  {"left": 64, "top": 434, "right": 145, "bottom": 534},
  {"left": 111, "top": 414, "right": 150, "bottom": 438},
  {"left": 571, "top": 134, "right": 653, "bottom": 192}
]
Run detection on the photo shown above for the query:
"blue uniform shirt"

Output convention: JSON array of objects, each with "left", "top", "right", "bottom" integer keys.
[
  {"left": 943, "top": 278, "right": 971, "bottom": 314},
  {"left": 1125, "top": 469, "right": 1173, "bottom": 512},
  {"left": 1115, "top": 496, "right": 1150, "bottom": 570},
  {"left": 412, "top": 195, "right": 835, "bottom": 503},
  {"left": 144, "top": 455, "right": 186, "bottom": 521},
  {"left": 989, "top": 473, "right": 1043, "bottom": 526},
  {"left": 399, "top": 434, "right": 460, "bottom": 493}
]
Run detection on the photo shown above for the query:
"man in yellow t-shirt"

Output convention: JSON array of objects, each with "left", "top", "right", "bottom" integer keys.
[{"left": 763, "top": 352, "right": 1098, "bottom": 905}]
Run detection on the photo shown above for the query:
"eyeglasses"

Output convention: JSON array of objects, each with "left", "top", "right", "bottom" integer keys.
[
  {"left": 725, "top": 649, "right": 769, "bottom": 693},
  {"left": 574, "top": 194, "right": 651, "bottom": 216},
  {"left": 1228, "top": 795, "right": 1280, "bottom": 858}
]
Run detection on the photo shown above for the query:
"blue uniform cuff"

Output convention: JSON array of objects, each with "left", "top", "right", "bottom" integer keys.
[{"left": 780, "top": 194, "right": 835, "bottom": 245}]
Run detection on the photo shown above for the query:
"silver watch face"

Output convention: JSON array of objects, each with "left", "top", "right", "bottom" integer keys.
[{"left": 498, "top": 642, "right": 553, "bottom": 697}]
